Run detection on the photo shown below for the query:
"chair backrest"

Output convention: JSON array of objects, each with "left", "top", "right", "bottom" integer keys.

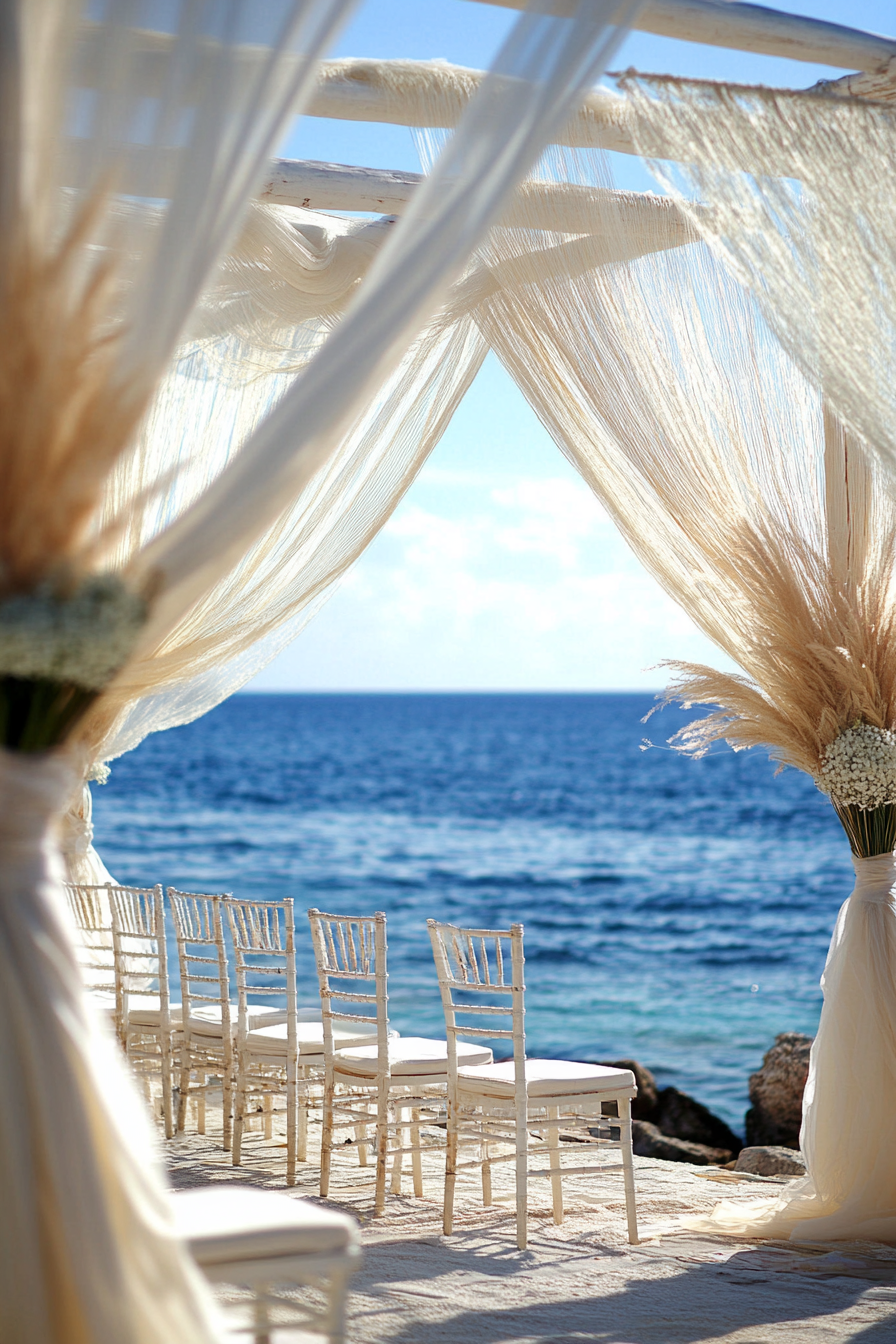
[
  {"left": 64, "top": 882, "right": 116, "bottom": 997},
  {"left": 427, "top": 920, "right": 526, "bottom": 1085},
  {"left": 225, "top": 897, "right": 296, "bottom": 1048},
  {"left": 168, "top": 889, "right": 231, "bottom": 1034},
  {"left": 307, "top": 909, "right": 389, "bottom": 1068},
  {"left": 108, "top": 884, "right": 171, "bottom": 1030}
]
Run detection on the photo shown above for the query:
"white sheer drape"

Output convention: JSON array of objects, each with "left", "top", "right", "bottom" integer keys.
[
  {"left": 2, "top": 5, "right": 645, "bottom": 1340},
  {"left": 617, "top": 74, "right": 896, "bottom": 495},
  {"left": 67, "top": 0, "right": 643, "bottom": 867},
  {"left": 130, "top": 2, "right": 641, "bottom": 640},
  {"left": 88, "top": 309, "right": 488, "bottom": 764},
  {"left": 464, "top": 147, "right": 896, "bottom": 1242}
]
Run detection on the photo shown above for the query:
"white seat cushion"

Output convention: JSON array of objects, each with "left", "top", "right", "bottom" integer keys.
[
  {"left": 246, "top": 1017, "right": 389, "bottom": 1058},
  {"left": 335, "top": 1036, "right": 493, "bottom": 1078},
  {"left": 456, "top": 1059, "right": 635, "bottom": 1099},
  {"left": 125, "top": 997, "right": 182, "bottom": 1027},
  {"left": 172, "top": 1187, "right": 358, "bottom": 1263},
  {"left": 189, "top": 1003, "right": 288, "bottom": 1035}
]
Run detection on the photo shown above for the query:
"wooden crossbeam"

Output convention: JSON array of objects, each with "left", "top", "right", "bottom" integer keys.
[{"left": 473, "top": 0, "right": 896, "bottom": 71}]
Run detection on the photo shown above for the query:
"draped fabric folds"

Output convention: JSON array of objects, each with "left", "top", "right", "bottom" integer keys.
[
  {"left": 467, "top": 147, "right": 896, "bottom": 1240},
  {"left": 82, "top": 260, "right": 488, "bottom": 767},
  {"left": 690, "top": 853, "right": 896, "bottom": 1244},
  {"left": 617, "top": 75, "right": 896, "bottom": 495},
  {"left": 0, "top": 4, "right": 643, "bottom": 1341}
]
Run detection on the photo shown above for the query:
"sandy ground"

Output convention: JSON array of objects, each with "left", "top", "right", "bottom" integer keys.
[{"left": 162, "top": 1097, "right": 896, "bottom": 1343}]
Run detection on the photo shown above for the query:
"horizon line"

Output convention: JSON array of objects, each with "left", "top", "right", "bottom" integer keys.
[{"left": 240, "top": 686, "right": 668, "bottom": 695}]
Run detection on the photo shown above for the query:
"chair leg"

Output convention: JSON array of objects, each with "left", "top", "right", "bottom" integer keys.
[
  {"left": 160, "top": 1030, "right": 174, "bottom": 1140},
  {"left": 389, "top": 1108, "right": 404, "bottom": 1196},
  {"left": 619, "top": 1096, "right": 639, "bottom": 1245},
  {"left": 286, "top": 1060, "right": 297, "bottom": 1187},
  {"left": 481, "top": 1134, "right": 492, "bottom": 1206},
  {"left": 547, "top": 1105, "right": 563, "bottom": 1225},
  {"left": 263, "top": 1092, "right": 274, "bottom": 1141},
  {"left": 320, "top": 1075, "right": 335, "bottom": 1197},
  {"left": 232, "top": 1057, "right": 248, "bottom": 1166},
  {"left": 411, "top": 1108, "right": 424, "bottom": 1199},
  {"left": 325, "top": 1264, "right": 353, "bottom": 1344},
  {"left": 222, "top": 1059, "right": 233, "bottom": 1152},
  {"left": 251, "top": 1287, "right": 271, "bottom": 1344},
  {"left": 515, "top": 1104, "right": 529, "bottom": 1251},
  {"left": 374, "top": 1081, "right": 390, "bottom": 1216},
  {"left": 297, "top": 1070, "right": 308, "bottom": 1165},
  {"left": 356, "top": 1101, "right": 369, "bottom": 1167},
  {"left": 444, "top": 1097, "right": 458, "bottom": 1236},
  {"left": 177, "top": 1043, "right": 191, "bottom": 1133},
  {"left": 197, "top": 1072, "right": 207, "bottom": 1134}
]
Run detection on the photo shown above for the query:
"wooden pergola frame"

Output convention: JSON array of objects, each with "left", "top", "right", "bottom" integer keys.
[{"left": 253, "top": 1, "right": 896, "bottom": 219}]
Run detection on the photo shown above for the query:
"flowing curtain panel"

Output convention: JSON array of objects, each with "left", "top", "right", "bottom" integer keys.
[
  {"left": 67, "top": 181, "right": 693, "bottom": 881},
  {"left": 64, "top": 0, "right": 649, "bottom": 875},
  {"left": 616, "top": 75, "right": 896, "bottom": 493},
  {"left": 0, "top": 4, "right": 642, "bottom": 1341},
  {"left": 468, "top": 148, "right": 896, "bottom": 1241},
  {"left": 1, "top": 5, "right": 361, "bottom": 1342},
  {"left": 64, "top": 205, "right": 488, "bottom": 881}
]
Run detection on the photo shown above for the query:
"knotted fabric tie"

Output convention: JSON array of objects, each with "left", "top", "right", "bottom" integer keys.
[{"left": 850, "top": 851, "right": 896, "bottom": 905}]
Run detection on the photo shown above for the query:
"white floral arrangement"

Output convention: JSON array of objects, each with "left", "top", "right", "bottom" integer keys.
[
  {"left": 815, "top": 722, "right": 896, "bottom": 811},
  {"left": 0, "top": 575, "right": 145, "bottom": 690}
]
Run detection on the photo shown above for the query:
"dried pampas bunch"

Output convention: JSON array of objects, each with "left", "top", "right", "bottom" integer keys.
[
  {"left": 657, "top": 485, "right": 896, "bottom": 857},
  {"left": 0, "top": 0, "right": 344, "bottom": 753},
  {"left": 0, "top": 200, "right": 154, "bottom": 747},
  {"left": 472, "top": 159, "right": 896, "bottom": 856}
]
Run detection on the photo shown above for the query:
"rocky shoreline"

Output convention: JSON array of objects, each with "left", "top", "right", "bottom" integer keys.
[{"left": 604, "top": 1032, "right": 813, "bottom": 1173}]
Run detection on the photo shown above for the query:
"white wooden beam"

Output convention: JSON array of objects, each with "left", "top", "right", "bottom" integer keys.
[
  {"left": 812, "top": 56, "right": 896, "bottom": 101},
  {"left": 260, "top": 160, "right": 424, "bottom": 215},
  {"left": 475, "top": 0, "right": 896, "bottom": 72},
  {"left": 308, "top": 59, "right": 639, "bottom": 153},
  {"left": 258, "top": 158, "right": 696, "bottom": 245}
]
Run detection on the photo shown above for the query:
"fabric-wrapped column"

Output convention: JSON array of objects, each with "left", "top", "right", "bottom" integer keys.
[
  {"left": 688, "top": 852, "right": 896, "bottom": 1242},
  {"left": 0, "top": 746, "right": 221, "bottom": 1344}
]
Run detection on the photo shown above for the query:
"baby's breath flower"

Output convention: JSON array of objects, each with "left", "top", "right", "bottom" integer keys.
[
  {"left": 0, "top": 575, "right": 145, "bottom": 690},
  {"left": 815, "top": 723, "right": 896, "bottom": 810}
]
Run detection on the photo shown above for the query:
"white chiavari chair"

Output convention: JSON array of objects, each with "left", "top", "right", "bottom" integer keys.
[
  {"left": 64, "top": 882, "right": 119, "bottom": 1033},
  {"left": 308, "top": 908, "right": 493, "bottom": 1214},
  {"left": 108, "top": 884, "right": 176, "bottom": 1138},
  {"left": 227, "top": 897, "right": 379, "bottom": 1183},
  {"left": 173, "top": 1186, "right": 361, "bottom": 1344},
  {"left": 169, "top": 888, "right": 293, "bottom": 1150},
  {"left": 168, "top": 888, "right": 235, "bottom": 1147},
  {"left": 428, "top": 918, "right": 639, "bottom": 1250}
]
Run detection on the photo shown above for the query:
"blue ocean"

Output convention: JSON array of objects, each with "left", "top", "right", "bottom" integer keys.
[{"left": 92, "top": 692, "right": 852, "bottom": 1135}]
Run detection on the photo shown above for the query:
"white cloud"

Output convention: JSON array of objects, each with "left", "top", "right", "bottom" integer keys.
[{"left": 253, "top": 467, "right": 735, "bottom": 691}]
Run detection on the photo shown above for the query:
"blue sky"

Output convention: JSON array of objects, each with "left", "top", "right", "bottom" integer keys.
[{"left": 253, "top": 0, "right": 893, "bottom": 692}]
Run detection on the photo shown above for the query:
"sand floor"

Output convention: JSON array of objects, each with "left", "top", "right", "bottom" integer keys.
[{"left": 162, "top": 1098, "right": 896, "bottom": 1343}]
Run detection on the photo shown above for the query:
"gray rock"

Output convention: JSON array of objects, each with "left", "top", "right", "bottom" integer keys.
[
  {"left": 746, "top": 1033, "right": 813, "bottom": 1148},
  {"left": 599, "top": 1060, "right": 659, "bottom": 1120},
  {"left": 655, "top": 1086, "right": 743, "bottom": 1155},
  {"left": 631, "top": 1120, "right": 732, "bottom": 1166},
  {"left": 735, "top": 1145, "right": 807, "bottom": 1177}
]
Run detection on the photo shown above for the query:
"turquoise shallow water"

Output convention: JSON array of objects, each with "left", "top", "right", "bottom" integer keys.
[{"left": 92, "top": 691, "right": 852, "bottom": 1134}]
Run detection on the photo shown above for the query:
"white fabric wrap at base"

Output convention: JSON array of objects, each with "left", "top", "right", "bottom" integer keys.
[
  {"left": 688, "top": 851, "right": 896, "bottom": 1243},
  {"left": 0, "top": 747, "right": 221, "bottom": 1344}
]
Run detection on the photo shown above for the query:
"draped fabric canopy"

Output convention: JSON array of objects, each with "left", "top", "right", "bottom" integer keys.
[
  {"left": 82, "top": 219, "right": 488, "bottom": 769},
  {"left": 1, "top": 4, "right": 648, "bottom": 1342},
  {"left": 56, "top": 1, "right": 645, "bottom": 878}
]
